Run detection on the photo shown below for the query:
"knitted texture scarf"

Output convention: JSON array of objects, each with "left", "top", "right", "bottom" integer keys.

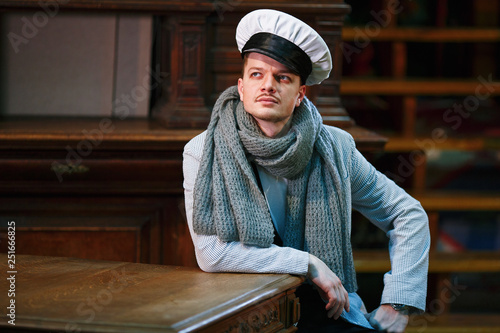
[{"left": 193, "top": 85, "right": 357, "bottom": 292}]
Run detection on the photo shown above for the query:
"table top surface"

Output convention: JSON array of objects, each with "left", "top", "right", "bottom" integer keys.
[{"left": 0, "top": 254, "right": 304, "bottom": 332}]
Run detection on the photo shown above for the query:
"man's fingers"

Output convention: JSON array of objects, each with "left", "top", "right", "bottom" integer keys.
[
  {"left": 325, "top": 288, "right": 346, "bottom": 319},
  {"left": 308, "top": 255, "right": 351, "bottom": 320},
  {"left": 324, "top": 289, "right": 336, "bottom": 310},
  {"left": 318, "top": 288, "right": 329, "bottom": 304},
  {"left": 326, "top": 298, "right": 343, "bottom": 319},
  {"left": 344, "top": 290, "right": 350, "bottom": 312},
  {"left": 369, "top": 305, "right": 409, "bottom": 333}
]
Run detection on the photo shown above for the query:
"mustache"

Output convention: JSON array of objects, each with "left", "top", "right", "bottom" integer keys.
[{"left": 256, "top": 94, "right": 279, "bottom": 103}]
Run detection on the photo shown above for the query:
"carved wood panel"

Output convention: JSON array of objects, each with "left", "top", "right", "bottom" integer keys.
[
  {"left": 199, "top": 292, "right": 300, "bottom": 333},
  {"left": 154, "top": 15, "right": 211, "bottom": 128},
  {"left": 0, "top": 196, "right": 192, "bottom": 265}
]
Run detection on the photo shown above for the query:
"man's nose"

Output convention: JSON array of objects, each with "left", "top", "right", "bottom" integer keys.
[{"left": 261, "top": 73, "right": 276, "bottom": 92}]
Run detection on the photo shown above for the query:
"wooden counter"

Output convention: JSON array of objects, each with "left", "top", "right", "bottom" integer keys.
[{"left": 0, "top": 254, "right": 304, "bottom": 332}]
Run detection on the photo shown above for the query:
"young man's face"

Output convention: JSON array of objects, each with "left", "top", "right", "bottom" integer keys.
[{"left": 237, "top": 52, "right": 306, "bottom": 136}]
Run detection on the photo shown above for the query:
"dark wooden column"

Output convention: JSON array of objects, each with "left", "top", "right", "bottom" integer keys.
[{"left": 153, "top": 14, "right": 211, "bottom": 128}]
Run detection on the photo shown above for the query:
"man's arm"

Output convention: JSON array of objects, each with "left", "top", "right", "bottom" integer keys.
[
  {"left": 350, "top": 148, "right": 430, "bottom": 310},
  {"left": 350, "top": 147, "right": 430, "bottom": 332}
]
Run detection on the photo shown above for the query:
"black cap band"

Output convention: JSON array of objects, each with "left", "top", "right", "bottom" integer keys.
[{"left": 242, "top": 32, "right": 312, "bottom": 84}]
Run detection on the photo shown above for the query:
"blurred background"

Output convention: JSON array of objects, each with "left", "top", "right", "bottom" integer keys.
[
  {"left": 343, "top": 0, "right": 500, "bottom": 329},
  {"left": 1, "top": 0, "right": 499, "bottom": 331}
]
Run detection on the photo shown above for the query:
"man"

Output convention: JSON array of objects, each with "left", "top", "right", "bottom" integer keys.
[{"left": 183, "top": 9, "right": 430, "bottom": 332}]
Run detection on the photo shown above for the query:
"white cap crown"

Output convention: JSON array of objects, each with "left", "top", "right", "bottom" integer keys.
[{"left": 236, "top": 9, "right": 332, "bottom": 85}]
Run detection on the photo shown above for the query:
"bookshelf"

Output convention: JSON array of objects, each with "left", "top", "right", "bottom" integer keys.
[{"left": 343, "top": 0, "right": 500, "bottom": 330}]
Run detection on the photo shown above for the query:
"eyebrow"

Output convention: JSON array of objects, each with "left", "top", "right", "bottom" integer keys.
[
  {"left": 247, "top": 66, "right": 295, "bottom": 76},
  {"left": 247, "top": 66, "right": 263, "bottom": 72}
]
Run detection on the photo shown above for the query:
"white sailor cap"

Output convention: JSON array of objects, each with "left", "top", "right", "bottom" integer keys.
[{"left": 236, "top": 9, "right": 332, "bottom": 86}]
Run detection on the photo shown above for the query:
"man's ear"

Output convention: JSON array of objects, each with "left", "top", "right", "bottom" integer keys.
[
  {"left": 296, "top": 85, "right": 306, "bottom": 107},
  {"left": 237, "top": 78, "right": 244, "bottom": 101}
]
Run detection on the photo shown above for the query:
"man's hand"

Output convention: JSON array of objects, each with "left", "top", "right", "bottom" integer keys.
[
  {"left": 306, "top": 254, "right": 350, "bottom": 319},
  {"left": 367, "top": 304, "right": 409, "bottom": 333}
]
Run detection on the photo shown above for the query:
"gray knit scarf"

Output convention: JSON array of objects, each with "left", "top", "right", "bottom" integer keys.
[{"left": 193, "top": 85, "right": 357, "bottom": 292}]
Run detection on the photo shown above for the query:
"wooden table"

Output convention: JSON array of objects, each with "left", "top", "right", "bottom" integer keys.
[{"left": 0, "top": 254, "right": 304, "bottom": 332}]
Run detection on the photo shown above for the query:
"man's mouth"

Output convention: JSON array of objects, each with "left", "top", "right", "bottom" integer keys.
[{"left": 256, "top": 96, "right": 279, "bottom": 104}]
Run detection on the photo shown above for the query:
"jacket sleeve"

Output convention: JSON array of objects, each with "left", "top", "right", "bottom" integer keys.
[
  {"left": 349, "top": 144, "right": 430, "bottom": 312},
  {"left": 182, "top": 132, "right": 310, "bottom": 275}
]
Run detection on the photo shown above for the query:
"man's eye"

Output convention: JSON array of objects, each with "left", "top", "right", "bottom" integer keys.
[
  {"left": 278, "top": 75, "right": 291, "bottom": 82},
  {"left": 250, "top": 72, "right": 262, "bottom": 78}
]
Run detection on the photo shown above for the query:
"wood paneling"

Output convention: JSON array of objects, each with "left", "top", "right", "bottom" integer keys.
[
  {"left": 0, "top": 118, "right": 197, "bottom": 267},
  {"left": 0, "top": 196, "right": 190, "bottom": 265}
]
